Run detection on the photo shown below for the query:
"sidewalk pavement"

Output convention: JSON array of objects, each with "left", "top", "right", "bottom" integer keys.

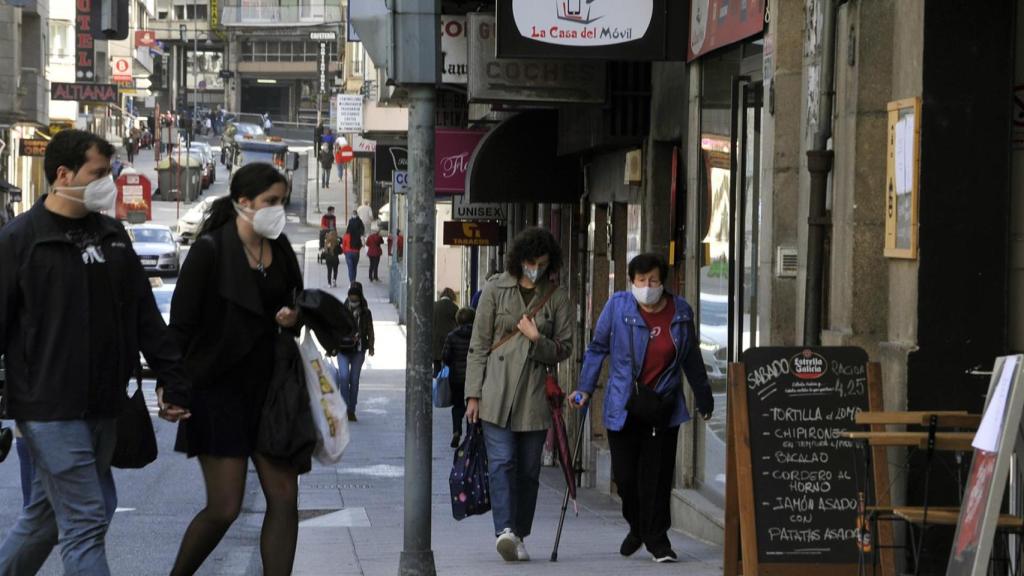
[
  {"left": 293, "top": 241, "right": 724, "bottom": 576},
  {"left": 306, "top": 162, "right": 358, "bottom": 227}
]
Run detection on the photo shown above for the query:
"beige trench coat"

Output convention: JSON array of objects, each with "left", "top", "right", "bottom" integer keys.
[{"left": 465, "top": 272, "right": 574, "bottom": 432}]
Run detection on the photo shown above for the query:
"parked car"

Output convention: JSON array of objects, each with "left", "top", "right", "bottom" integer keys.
[
  {"left": 188, "top": 142, "right": 216, "bottom": 185},
  {"left": 176, "top": 195, "right": 219, "bottom": 244},
  {"left": 698, "top": 292, "right": 729, "bottom": 384},
  {"left": 128, "top": 224, "right": 181, "bottom": 277}
]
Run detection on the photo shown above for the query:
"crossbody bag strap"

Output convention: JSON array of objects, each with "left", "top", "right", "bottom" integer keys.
[{"left": 489, "top": 285, "right": 558, "bottom": 353}]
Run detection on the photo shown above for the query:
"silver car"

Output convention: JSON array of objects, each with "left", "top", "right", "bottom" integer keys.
[{"left": 128, "top": 224, "right": 181, "bottom": 276}]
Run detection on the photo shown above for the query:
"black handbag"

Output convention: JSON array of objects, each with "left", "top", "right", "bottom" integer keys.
[
  {"left": 624, "top": 323, "right": 677, "bottom": 429},
  {"left": 257, "top": 332, "right": 317, "bottom": 474},
  {"left": 112, "top": 369, "right": 158, "bottom": 469}
]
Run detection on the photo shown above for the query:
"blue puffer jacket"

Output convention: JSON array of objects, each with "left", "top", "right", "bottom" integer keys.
[{"left": 578, "top": 292, "right": 714, "bottom": 432}]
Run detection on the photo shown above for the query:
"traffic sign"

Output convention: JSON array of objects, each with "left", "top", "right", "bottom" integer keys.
[
  {"left": 338, "top": 145, "right": 355, "bottom": 164},
  {"left": 309, "top": 31, "right": 337, "bottom": 41}
]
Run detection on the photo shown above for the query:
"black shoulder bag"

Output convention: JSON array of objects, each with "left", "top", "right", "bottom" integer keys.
[
  {"left": 624, "top": 321, "right": 677, "bottom": 432},
  {"left": 112, "top": 366, "right": 158, "bottom": 469}
]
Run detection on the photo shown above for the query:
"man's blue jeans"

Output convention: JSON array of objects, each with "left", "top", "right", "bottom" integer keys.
[
  {"left": 338, "top": 351, "right": 366, "bottom": 412},
  {"left": 0, "top": 419, "right": 118, "bottom": 576},
  {"left": 481, "top": 422, "right": 546, "bottom": 539},
  {"left": 345, "top": 252, "right": 360, "bottom": 283}
]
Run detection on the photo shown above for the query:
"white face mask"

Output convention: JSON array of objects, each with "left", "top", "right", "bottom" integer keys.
[
  {"left": 235, "top": 202, "right": 286, "bottom": 239},
  {"left": 524, "top": 264, "right": 546, "bottom": 284},
  {"left": 631, "top": 284, "right": 664, "bottom": 306},
  {"left": 55, "top": 175, "right": 117, "bottom": 213}
]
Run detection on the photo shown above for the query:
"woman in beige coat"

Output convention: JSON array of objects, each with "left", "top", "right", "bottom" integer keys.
[{"left": 465, "top": 227, "right": 573, "bottom": 562}]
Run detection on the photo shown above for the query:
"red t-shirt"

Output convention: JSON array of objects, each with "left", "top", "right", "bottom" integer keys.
[{"left": 637, "top": 298, "right": 676, "bottom": 388}]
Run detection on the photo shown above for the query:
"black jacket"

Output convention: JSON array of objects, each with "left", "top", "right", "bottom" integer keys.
[
  {"left": 349, "top": 301, "right": 375, "bottom": 353},
  {"left": 441, "top": 323, "right": 473, "bottom": 387},
  {"left": 432, "top": 297, "right": 459, "bottom": 361},
  {"left": 160, "top": 222, "right": 303, "bottom": 408},
  {"left": 0, "top": 197, "right": 189, "bottom": 420}
]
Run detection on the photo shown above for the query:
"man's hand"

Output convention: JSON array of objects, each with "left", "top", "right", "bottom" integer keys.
[
  {"left": 276, "top": 306, "right": 299, "bottom": 328},
  {"left": 156, "top": 387, "right": 191, "bottom": 422},
  {"left": 518, "top": 315, "right": 540, "bottom": 343},
  {"left": 569, "top": 390, "right": 590, "bottom": 409},
  {"left": 466, "top": 398, "right": 480, "bottom": 424}
]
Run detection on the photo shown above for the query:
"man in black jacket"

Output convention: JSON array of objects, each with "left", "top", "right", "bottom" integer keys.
[{"left": 0, "top": 129, "right": 190, "bottom": 575}]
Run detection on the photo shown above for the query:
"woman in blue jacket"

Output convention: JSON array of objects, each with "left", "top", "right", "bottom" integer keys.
[{"left": 572, "top": 253, "right": 714, "bottom": 563}]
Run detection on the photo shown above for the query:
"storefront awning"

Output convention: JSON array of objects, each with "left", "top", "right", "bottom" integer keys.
[{"left": 465, "top": 110, "right": 582, "bottom": 204}]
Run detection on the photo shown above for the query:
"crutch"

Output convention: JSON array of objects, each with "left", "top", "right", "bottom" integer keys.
[{"left": 551, "top": 404, "right": 589, "bottom": 562}]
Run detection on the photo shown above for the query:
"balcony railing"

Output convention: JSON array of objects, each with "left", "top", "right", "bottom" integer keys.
[{"left": 220, "top": 0, "right": 342, "bottom": 27}]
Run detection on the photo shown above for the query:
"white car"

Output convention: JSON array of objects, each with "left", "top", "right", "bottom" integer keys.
[
  {"left": 698, "top": 293, "right": 729, "bottom": 382},
  {"left": 176, "top": 196, "right": 219, "bottom": 244},
  {"left": 128, "top": 224, "right": 181, "bottom": 277}
]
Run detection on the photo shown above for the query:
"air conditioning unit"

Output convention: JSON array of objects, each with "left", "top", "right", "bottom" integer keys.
[
  {"left": 776, "top": 247, "right": 799, "bottom": 278},
  {"left": 624, "top": 149, "right": 643, "bottom": 185}
]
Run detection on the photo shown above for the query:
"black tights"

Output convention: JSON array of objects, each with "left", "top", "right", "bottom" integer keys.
[{"left": 170, "top": 454, "right": 299, "bottom": 576}]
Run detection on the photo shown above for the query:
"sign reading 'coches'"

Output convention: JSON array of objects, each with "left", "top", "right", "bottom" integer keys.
[{"left": 740, "top": 347, "right": 870, "bottom": 565}]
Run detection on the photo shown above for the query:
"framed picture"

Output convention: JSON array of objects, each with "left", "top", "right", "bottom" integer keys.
[{"left": 885, "top": 97, "right": 921, "bottom": 259}]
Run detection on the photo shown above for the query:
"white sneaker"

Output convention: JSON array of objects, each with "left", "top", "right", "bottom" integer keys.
[
  {"left": 496, "top": 528, "right": 518, "bottom": 562},
  {"left": 515, "top": 537, "right": 530, "bottom": 561}
]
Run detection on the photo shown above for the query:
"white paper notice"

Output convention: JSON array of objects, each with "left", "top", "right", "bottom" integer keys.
[{"left": 972, "top": 356, "right": 1020, "bottom": 452}]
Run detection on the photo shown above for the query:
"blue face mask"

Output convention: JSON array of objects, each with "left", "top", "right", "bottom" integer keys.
[{"left": 524, "top": 264, "right": 546, "bottom": 283}]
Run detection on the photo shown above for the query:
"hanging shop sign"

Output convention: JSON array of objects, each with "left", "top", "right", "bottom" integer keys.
[
  {"left": 453, "top": 195, "right": 507, "bottom": 222},
  {"left": 441, "top": 15, "right": 468, "bottom": 85},
  {"left": 435, "top": 129, "right": 486, "bottom": 195},
  {"left": 51, "top": 82, "right": 119, "bottom": 104},
  {"left": 76, "top": 0, "right": 95, "bottom": 80},
  {"left": 19, "top": 139, "right": 48, "bottom": 157},
  {"left": 352, "top": 134, "right": 377, "bottom": 154},
  {"left": 496, "top": 0, "right": 679, "bottom": 60},
  {"left": 468, "top": 13, "right": 605, "bottom": 104},
  {"left": 443, "top": 221, "right": 505, "bottom": 247},
  {"left": 111, "top": 57, "right": 133, "bottom": 84},
  {"left": 135, "top": 30, "right": 157, "bottom": 48},
  {"left": 375, "top": 145, "right": 408, "bottom": 182},
  {"left": 688, "top": 0, "right": 766, "bottom": 61}
]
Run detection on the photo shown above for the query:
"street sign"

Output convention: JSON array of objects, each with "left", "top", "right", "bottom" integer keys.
[
  {"left": 218, "top": 69, "right": 233, "bottom": 79},
  {"left": 111, "top": 56, "right": 133, "bottom": 84},
  {"left": 336, "top": 94, "right": 364, "bottom": 133},
  {"left": 338, "top": 145, "right": 355, "bottom": 164},
  {"left": 443, "top": 221, "right": 505, "bottom": 246},
  {"left": 393, "top": 170, "right": 409, "bottom": 195},
  {"left": 318, "top": 42, "right": 327, "bottom": 94},
  {"left": 453, "top": 195, "right": 506, "bottom": 221},
  {"left": 309, "top": 31, "right": 337, "bottom": 41}
]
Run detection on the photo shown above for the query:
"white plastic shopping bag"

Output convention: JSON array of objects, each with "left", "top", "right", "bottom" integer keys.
[{"left": 297, "top": 330, "right": 350, "bottom": 464}]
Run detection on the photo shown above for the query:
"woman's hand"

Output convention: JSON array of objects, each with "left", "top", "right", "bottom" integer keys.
[
  {"left": 518, "top": 315, "right": 540, "bottom": 343},
  {"left": 569, "top": 390, "right": 590, "bottom": 409},
  {"left": 156, "top": 387, "right": 191, "bottom": 422},
  {"left": 276, "top": 306, "right": 299, "bottom": 328},
  {"left": 466, "top": 398, "right": 480, "bottom": 424}
]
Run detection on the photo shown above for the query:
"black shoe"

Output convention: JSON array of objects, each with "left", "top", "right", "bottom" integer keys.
[
  {"left": 620, "top": 532, "right": 642, "bottom": 557},
  {"left": 650, "top": 547, "right": 678, "bottom": 563},
  {"left": 451, "top": 433, "right": 461, "bottom": 448}
]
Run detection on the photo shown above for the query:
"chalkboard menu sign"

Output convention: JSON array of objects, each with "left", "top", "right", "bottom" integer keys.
[{"left": 738, "top": 347, "right": 870, "bottom": 566}]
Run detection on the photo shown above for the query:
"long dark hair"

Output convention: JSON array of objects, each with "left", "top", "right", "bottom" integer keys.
[
  {"left": 199, "top": 163, "right": 289, "bottom": 237},
  {"left": 506, "top": 227, "right": 562, "bottom": 280}
]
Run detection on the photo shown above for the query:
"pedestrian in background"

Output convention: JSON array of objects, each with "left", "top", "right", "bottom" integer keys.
[
  {"left": 465, "top": 227, "right": 573, "bottom": 562},
  {"left": 572, "top": 253, "right": 714, "bottom": 563},
  {"left": 365, "top": 227, "right": 384, "bottom": 282},
  {"left": 433, "top": 288, "right": 459, "bottom": 375},
  {"left": 441, "top": 308, "right": 475, "bottom": 448},
  {"left": 338, "top": 282, "right": 375, "bottom": 422},
  {"left": 346, "top": 208, "right": 365, "bottom": 245},
  {"left": 161, "top": 162, "right": 304, "bottom": 576},
  {"left": 334, "top": 144, "right": 346, "bottom": 183},
  {"left": 342, "top": 230, "right": 361, "bottom": 284},
  {"left": 0, "top": 129, "right": 190, "bottom": 575},
  {"left": 318, "top": 144, "right": 333, "bottom": 189},
  {"left": 322, "top": 229, "right": 341, "bottom": 287}
]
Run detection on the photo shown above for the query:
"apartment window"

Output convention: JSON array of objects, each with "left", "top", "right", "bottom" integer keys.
[
  {"left": 240, "top": 40, "right": 335, "bottom": 63},
  {"left": 351, "top": 42, "right": 364, "bottom": 76},
  {"left": 174, "top": 4, "right": 208, "bottom": 20},
  {"left": 49, "top": 21, "right": 74, "bottom": 61},
  {"left": 158, "top": 9, "right": 169, "bottom": 19}
]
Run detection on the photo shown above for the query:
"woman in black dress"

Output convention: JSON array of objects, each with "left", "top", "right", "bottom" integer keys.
[{"left": 157, "top": 163, "right": 304, "bottom": 576}]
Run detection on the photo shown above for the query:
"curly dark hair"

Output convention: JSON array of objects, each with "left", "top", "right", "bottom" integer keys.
[{"left": 506, "top": 227, "right": 562, "bottom": 280}]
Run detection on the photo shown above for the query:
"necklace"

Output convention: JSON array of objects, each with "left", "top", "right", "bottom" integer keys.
[{"left": 243, "top": 239, "right": 267, "bottom": 277}]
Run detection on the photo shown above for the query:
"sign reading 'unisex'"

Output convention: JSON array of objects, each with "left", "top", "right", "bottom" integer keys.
[{"left": 739, "top": 347, "right": 870, "bottom": 565}]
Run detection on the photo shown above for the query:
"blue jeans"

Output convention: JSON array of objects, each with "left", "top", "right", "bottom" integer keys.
[
  {"left": 0, "top": 419, "right": 118, "bottom": 576},
  {"left": 338, "top": 351, "right": 366, "bottom": 412},
  {"left": 345, "top": 252, "right": 360, "bottom": 283},
  {"left": 481, "top": 422, "right": 547, "bottom": 539},
  {"left": 14, "top": 437, "right": 116, "bottom": 519},
  {"left": 336, "top": 163, "right": 345, "bottom": 181}
]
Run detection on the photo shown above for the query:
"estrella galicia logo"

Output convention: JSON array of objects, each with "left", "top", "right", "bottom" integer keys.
[{"left": 791, "top": 349, "right": 828, "bottom": 380}]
